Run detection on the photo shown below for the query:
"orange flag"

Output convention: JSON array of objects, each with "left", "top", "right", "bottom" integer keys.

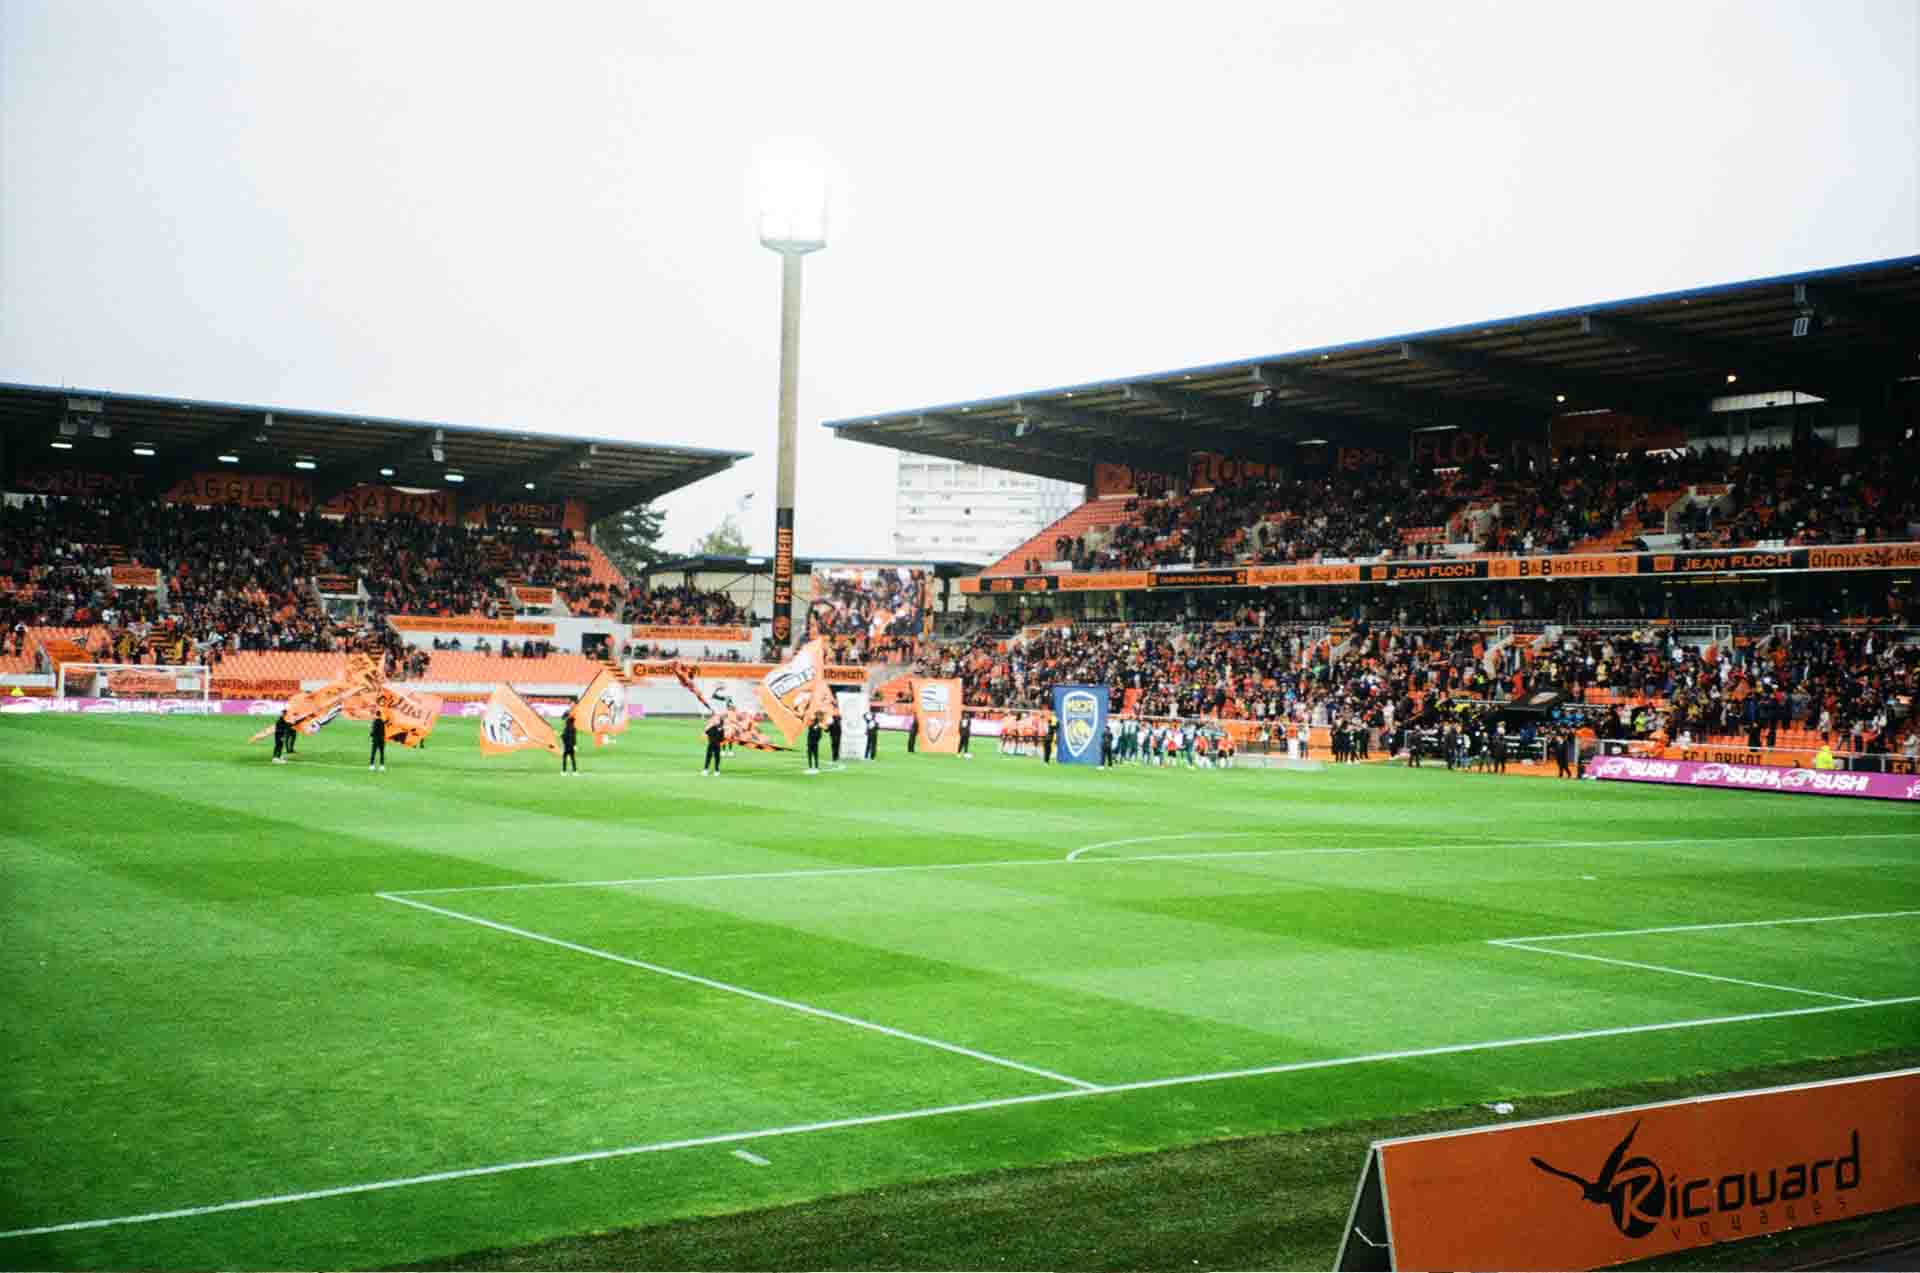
[
  {"left": 572, "top": 669, "right": 630, "bottom": 746},
  {"left": 478, "top": 684, "right": 561, "bottom": 756},
  {"left": 913, "top": 677, "right": 963, "bottom": 754},
  {"left": 754, "top": 637, "right": 836, "bottom": 746},
  {"left": 381, "top": 688, "right": 443, "bottom": 748},
  {"left": 280, "top": 653, "right": 382, "bottom": 735}
]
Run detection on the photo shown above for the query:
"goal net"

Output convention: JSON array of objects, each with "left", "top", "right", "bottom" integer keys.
[{"left": 55, "top": 663, "right": 211, "bottom": 700}]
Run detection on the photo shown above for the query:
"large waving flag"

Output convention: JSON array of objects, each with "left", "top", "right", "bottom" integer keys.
[
  {"left": 478, "top": 684, "right": 560, "bottom": 756},
  {"left": 573, "top": 669, "right": 630, "bottom": 746},
  {"left": 669, "top": 660, "right": 713, "bottom": 711},
  {"left": 380, "top": 687, "right": 443, "bottom": 748},
  {"left": 285, "top": 653, "right": 382, "bottom": 735},
  {"left": 754, "top": 637, "right": 837, "bottom": 746}
]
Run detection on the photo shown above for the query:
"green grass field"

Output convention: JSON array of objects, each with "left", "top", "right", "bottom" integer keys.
[{"left": 2, "top": 712, "right": 1916, "bottom": 1270}]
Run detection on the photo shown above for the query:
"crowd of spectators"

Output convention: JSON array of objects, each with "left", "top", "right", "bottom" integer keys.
[
  {"left": 1514, "top": 625, "right": 1920, "bottom": 752},
  {"left": 626, "top": 582, "right": 751, "bottom": 627},
  {"left": 0, "top": 496, "right": 605, "bottom": 673},
  {"left": 1029, "top": 438, "right": 1920, "bottom": 574},
  {"left": 919, "top": 616, "right": 1917, "bottom": 756},
  {"left": 2, "top": 492, "right": 790, "bottom": 680}
]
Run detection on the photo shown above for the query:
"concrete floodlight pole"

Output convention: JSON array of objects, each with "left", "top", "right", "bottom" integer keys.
[{"left": 758, "top": 151, "right": 828, "bottom": 652}]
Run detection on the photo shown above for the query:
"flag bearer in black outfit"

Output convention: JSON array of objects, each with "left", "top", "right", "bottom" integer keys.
[
  {"left": 863, "top": 706, "right": 878, "bottom": 760},
  {"left": 828, "top": 710, "right": 843, "bottom": 762},
  {"left": 702, "top": 705, "right": 725, "bottom": 775},
  {"left": 560, "top": 710, "right": 579, "bottom": 774},
  {"left": 958, "top": 711, "right": 972, "bottom": 758},
  {"left": 273, "top": 710, "right": 293, "bottom": 764},
  {"left": 369, "top": 707, "right": 387, "bottom": 771},
  {"left": 806, "top": 711, "right": 825, "bottom": 773}
]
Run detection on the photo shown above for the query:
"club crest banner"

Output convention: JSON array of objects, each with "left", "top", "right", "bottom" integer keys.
[
  {"left": 1051, "top": 684, "right": 1108, "bottom": 767},
  {"left": 913, "top": 678, "right": 962, "bottom": 754},
  {"left": 478, "top": 683, "right": 561, "bottom": 756},
  {"left": 573, "top": 669, "right": 630, "bottom": 745}
]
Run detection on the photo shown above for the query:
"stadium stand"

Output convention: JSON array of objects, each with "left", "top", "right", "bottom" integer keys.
[
  {"left": 921, "top": 617, "right": 1918, "bottom": 762},
  {"left": 625, "top": 580, "right": 752, "bottom": 626},
  {"left": 964, "top": 437, "right": 1920, "bottom": 575}
]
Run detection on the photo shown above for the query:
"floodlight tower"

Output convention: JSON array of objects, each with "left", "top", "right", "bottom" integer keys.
[{"left": 757, "top": 153, "right": 828, "bottom": 651}]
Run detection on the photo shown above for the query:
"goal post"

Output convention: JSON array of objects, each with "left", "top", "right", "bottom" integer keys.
[{"left": 55, "top": 663, "right": 211, "bottom": 700}]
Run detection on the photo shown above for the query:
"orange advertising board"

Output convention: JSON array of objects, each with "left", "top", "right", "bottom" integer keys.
[
  {"left": 631, "top": 660, "right": 864, "bottom": 683},
  {"left": 630, "top": 624, "right": 753, "bottom": 642},
  {"left": 1340, "top": 1069, "right": 1920, "bottom": 1272},
  {"left": 1059, "top": 570, "right": 1150, "bottom": 591},
  {"left": 1245, "top": 563, "right": 1363, "bottom": 586},
  {"left": 1488, "top": 553, "right": 1640, "bottom": 579},
  {"left": 108, "top": 565, "right": 161, "bottom": 588},
  {"left": 386, "top": 616, "right": 556, "bottom": 637}
]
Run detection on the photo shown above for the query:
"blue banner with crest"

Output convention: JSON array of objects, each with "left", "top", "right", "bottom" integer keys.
[{"left": 1050, "top": 684, "right": 1108, "bottom": 768}]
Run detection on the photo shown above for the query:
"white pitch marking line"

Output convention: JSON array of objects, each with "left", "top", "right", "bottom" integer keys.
[
  {"left": 731, "top": 1149, "right": 771, "bottom": 1167},
  {"left": 7, "top": 993, "right": 1916, "bottom": 1242},
  {"left": 1492, "top": 941, "right": 1873, "bottom": 1004},
  {"left": 384, "top": 831, "right": 1919, "bottom": 898},
  {"left": 376, "top": 892, "right": 1100, "bottom": 1093},
  {"left": 1492, "top": 908, "right": 1920, "bottom": 945}
]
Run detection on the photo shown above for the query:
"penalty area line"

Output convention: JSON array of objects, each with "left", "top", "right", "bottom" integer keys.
[
  {"left": 376, "top": 891, "right": 1100, "bottom": 1093},
  {"left": 6, "top": 993, "right": 1916, "bottom": 1242}
]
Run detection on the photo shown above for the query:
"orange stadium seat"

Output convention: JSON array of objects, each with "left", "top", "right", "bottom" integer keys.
[{"left": 420, "top": 651, "right": 603, "bottom": 685}]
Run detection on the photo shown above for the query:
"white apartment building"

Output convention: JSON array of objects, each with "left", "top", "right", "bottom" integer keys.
[{"left": 892, "top": 455, "right": 1083, "bottom": 563}]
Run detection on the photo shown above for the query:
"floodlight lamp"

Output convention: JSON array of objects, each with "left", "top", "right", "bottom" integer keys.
[
  {"left": 218, "top": 453, "right": 240, "bottom": 464},
  {"left": 132, "top": 445, "right": 156, "bottom": 457},
  {"left": 294, "top": 459, "right": 317, "bottom": 470},
  {"left": 445, "top": 472, "right": 465, "bottom": 483},
  {"left": 379, "top": 467, "right": 395, "bottom": 477},
  {"left": 756, "top": 147, "right": 829, "bottom": 255},
  {"left": 50, "top": 440, "right": 73, "bottom": 450}
]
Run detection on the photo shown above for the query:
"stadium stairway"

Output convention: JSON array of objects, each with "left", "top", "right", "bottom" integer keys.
[
  {"left": 980, "top": 496, "right": 1145, "bottom": 577},
  {"left": 1570, "top": 489, "right": 1688, "bottom": 553}
]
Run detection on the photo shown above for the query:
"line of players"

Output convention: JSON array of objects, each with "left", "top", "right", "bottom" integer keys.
[{"left": 997, "top": 714, "right": 1241, "bottom": 768}]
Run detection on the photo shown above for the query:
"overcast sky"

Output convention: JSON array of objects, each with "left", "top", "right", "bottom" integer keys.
[{"left": 2, "top": 1, "right": 1915, "bottom": 557}]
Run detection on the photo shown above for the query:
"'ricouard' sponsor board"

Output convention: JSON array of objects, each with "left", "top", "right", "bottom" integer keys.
[
  {"left": 1589, "top": 755, "right": 1920, "bottom": 801},
  {"left": 1336, "top": 1069, "right": 1920, "bottom": 1271}
]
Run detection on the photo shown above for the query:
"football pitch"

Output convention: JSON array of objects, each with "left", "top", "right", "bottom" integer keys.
[{"left": 2, "top": 713, "right": 1916, "bottom": 1270}]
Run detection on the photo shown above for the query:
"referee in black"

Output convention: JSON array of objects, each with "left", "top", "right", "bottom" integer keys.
[{"left": 368, "top": 707, "right": 386, "bottom": 772}]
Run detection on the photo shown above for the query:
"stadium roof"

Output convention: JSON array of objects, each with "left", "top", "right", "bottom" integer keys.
[
  {"left": 826, "top": 255, "right": 1920, "bottom": 483},
  {"left": 0, "top": 380, "right": 748, "bottom": 519}
]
